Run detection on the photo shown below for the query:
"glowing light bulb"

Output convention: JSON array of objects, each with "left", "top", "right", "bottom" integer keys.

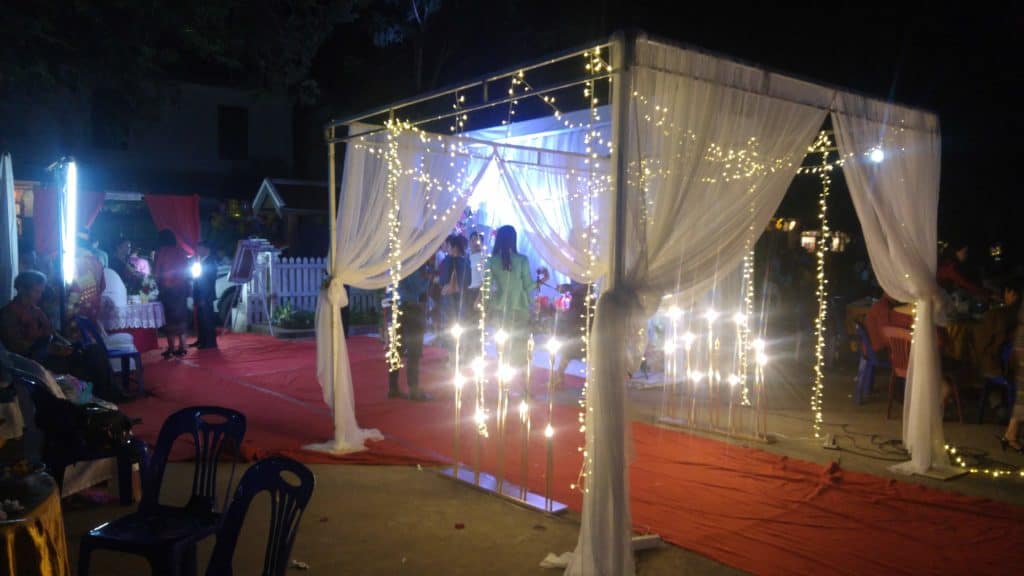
[
  {"left": 498, "top": 365, "right": 516, "bottom": 382},
  {"left": 471, "top": 357, "right": 486, "bottom": 377},
  {"left": 191, "top": 261, "right": 202, "bottom": 279},
  {"left": 682, "top": 332, "right": 696, "bottom": 350},
  {"left": 544, "top": 424, "right": 554, "bottom": 438},
  {"left": 450, "top": 324, "right": 464, "bottom": 338},
  {"left": 494, "top": 330, "right": 509, "bottom": 345},
  {"left": 690, "top": 370, "right": 704, "bottom": 383},
  {"left": 667, "top": 306, "right": 683, "bottom": 320},
  {"left": 705, "top": 309, "right": 719, "bottom": 323},
  {"left": 727, "top": 374, "right": 741, "bottom": 386},
  {"left": 869, "top": 148, "right": 885, "bottom": 163},
  {"left": 752, "top": 338, "right": 766, "bottom": 353},
  {"left": 663, "top": 339, "right": 676, "bottom": 354},
  {"left": 546, "top": 338, "right": 561, "bottom": 354},
  {"left": 453, "top": 374, "right": 466, "bottom": 390},
  {"left": 474, "top": 409, "right": 487, "bottom": 425},
  {"left": 756, "top": 352, "right": 769, "bottom": 366},
  {"left": 518, "top": 401, "right": 529, "bottom": 418},
  {"left": 732, "top": 312, "right": 747, "bottom": 325}
]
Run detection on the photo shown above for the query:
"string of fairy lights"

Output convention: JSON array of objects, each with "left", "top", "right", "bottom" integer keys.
[
  {"left": 797, "top": 130, "right": 843, "bottom": 439},
  {"left": 384, "top": 120, "right": 405, "bottom": 372},
  {"left": 570, "top": 46, "right": 610, "bottom": 496}
]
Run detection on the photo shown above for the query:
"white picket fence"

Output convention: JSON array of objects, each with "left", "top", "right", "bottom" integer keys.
[{"left": 243, "top": 256, "right": 381, "bottom": 327}]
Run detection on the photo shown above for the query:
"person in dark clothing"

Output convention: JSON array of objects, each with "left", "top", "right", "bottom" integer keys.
[
  {"left": 387, "top": 262, "right": 431, "bottom": 401},
  {"left": 191, "top": 242, "right": 218, "bottom": 349}
]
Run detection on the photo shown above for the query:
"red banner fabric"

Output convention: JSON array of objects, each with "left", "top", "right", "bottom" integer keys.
[{"left": 144, "top": 194, "right": 201, "bottom": 256}]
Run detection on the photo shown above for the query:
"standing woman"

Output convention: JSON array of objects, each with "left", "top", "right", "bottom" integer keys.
[
  {"left": 154, "top": 229, "right": 190, "bottom": 358},
  {"left": 487, "top": 225, "right": 533, "bottom": 371}
]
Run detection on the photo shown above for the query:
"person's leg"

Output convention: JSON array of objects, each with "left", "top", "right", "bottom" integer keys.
[
  {"left": 1004, "top": 418, "right": 1021, "bottom": 450},
  {"left": 404, "top": 303, "right": 430, "bottom": 400}
]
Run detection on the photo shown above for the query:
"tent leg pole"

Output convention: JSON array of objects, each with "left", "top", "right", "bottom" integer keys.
[{"left": 327, "top": 129, "right": 339, "bottom": 448}]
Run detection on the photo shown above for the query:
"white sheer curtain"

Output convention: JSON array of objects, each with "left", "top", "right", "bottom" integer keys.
[
  {"left": 308, "top": 124, "right": 491, "bottom": 454},
  {"left": 495, "top": 136, "right": 609, "bottom": 283},
  {"left": 568, "top": 38, "right": 831, "bottom": 575},
  {"left": 831, "top": 95, "right": 948, "bottom": 474},
  {"left": 1, "top": 154, "right": 17, "bottom": 305}
]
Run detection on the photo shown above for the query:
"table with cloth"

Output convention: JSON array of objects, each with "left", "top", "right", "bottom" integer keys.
[
  {"left": 107, "top": 301, "right": 165, "bottom": 353},
  {"left": 0, "top": 472, "right": 71, "bottom": 576}
]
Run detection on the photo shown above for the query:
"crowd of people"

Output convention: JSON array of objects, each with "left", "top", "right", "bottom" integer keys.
[
  {"left": 0, "top": 228, "right": 220, "bottom": 403},
  {"left": 384, "top": 225, "right": 587, "bottom": 400},
  {"left": 860, "top": 239, "right": 1024, "bottom": 450}
]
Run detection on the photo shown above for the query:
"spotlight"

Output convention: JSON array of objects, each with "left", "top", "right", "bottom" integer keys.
[
  {"left": 454, "top": 374, "right": 467, "bottom": 390},
  {"left": 494, "top": 329, "right": 509, "bottom": 345},
  {"left": 756, "top": 352, "right": 769, "bottom": 366},
  {"left": 704, "top": 309, "right": 719, "bottom": 323},
  {"left": 471, "top": 357, "right": 486, "bottom": 377},
  {"left": 727, "top": 374, "right": 741, "bottom": 386},
  {"left": 191, "top": 261, "right": 202, "bottom": 279},
  {"left": 546, "top": 338, "right": 561, "bottom": 354},
  {"left": 682, "top": 332, "right": 697, "bottom": 350},
  {"left": 498, "top": 365, "right": 516, "bottom": 382},
  {"left": 518, "top": 401, "right": 529, "bottom": 418},
  {"left": 544, "top": 424, "right": 554, "bottom": 438},
  {"left": 450, "top": 324, "right": 464, "bottom": 338},
  {"left": 667, "top": 306, "right": 683, "bottom": 320},
  {"left": 732, "top": 312, "right": 747, "bottom": 325},
  {"left": 869, "top": 148, "right": 885, "bottom": 163},
  {"left": 752, "top": 338, "right": 766, "bottom": 353}
]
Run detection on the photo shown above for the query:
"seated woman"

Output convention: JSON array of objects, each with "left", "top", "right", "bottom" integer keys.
[{"left": 0, "top": 271, "right": 123, "bottom": 402}]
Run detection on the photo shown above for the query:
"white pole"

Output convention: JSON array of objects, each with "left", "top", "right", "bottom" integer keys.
[{"left": 328, "top": 128, "right": 339, "bottom": 447}]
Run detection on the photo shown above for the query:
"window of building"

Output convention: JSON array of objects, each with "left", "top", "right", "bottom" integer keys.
[{"left": 218, "top": 105, "right": 249, "bottom": 160}]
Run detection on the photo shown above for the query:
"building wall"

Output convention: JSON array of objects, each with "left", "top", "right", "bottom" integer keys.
[{"left": 1, "top": 83, "right": 293, "bottom": 197}]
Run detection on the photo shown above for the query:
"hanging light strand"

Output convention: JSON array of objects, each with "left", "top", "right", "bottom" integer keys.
[{"left": 384, "top": 120, "right": 405, "bottom": 372}]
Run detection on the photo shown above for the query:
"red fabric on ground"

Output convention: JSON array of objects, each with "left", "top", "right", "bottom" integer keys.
[{"left": 123, "top": 333, "right": 1024, "bottom": 576}]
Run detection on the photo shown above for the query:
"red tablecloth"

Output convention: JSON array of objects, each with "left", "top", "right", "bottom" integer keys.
[{"left": 112, "top": 328, "right": 159, "bottom": 353}]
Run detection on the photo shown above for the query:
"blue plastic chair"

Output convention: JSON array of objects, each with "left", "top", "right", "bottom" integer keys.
[
  {"left": 204, "top": 457, "right": 315, "bottom": 576},
  {"left": 75, "top": 315, "right": 145, "bottom": 397},
  {"left": 978, "top": 342, "right": 1016, "bottom": 424},
  {"left": 855, "top": 323, "right": 890, "bottom": 404},
  {"left": 78, "top": 406, "right": 247, "bottom": 576}
]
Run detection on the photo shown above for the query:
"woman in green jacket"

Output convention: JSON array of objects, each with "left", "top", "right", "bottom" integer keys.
[{"left": 487, "top": 225, "right": 533, "bottom": 371}]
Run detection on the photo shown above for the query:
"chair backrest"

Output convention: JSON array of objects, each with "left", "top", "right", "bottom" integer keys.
[
  {"left": 856, "top": 322, "right": 874, "bottom": 360},
  {"left": 1000, "top": 341, "right": 1013, "bottom": 375},
  {"left": 73, "top": 316, "right": 108, "bottom": 354},
  {"left": 882, "top": 326, "right": 912, "bottom": 378},
  {"left": 205, "top": 457, "right": 315, "bottom": 576},
  {"left": 140, "top": 406, "right": 247, "bottom": 515}
]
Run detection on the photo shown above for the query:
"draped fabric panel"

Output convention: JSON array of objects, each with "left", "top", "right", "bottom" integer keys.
[
  {"left": 79, "top": 190, "right": 105, "bottom": 229},
  {"left": 310, "top": 125, "right": 491, "bottom": 453},
  {"left": 1, "top": 154, "right": 17, "bottom": 305},
  {"left": 494, "top": 127, "right": 610, "bottom": 284},
  {"left": 831, "top": 94, "right": 948, "bottom": 474},
  {"left": 144, "top": 194, "right": 201, "bottom": 255},
  {"left": 568, "top": 38, "right": 830, "bottom": 576},
  {"left": 31, "top": 188, "right": 105, "bottom": 258}
]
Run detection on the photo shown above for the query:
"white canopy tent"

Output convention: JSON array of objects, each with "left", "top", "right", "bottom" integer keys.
[{"left": 309, "top": 32, "right": 948, "bottom": 575}]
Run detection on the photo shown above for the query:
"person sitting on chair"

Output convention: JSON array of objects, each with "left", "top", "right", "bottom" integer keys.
[{"left": 0, "top": 271, "right": 124, "bottom": 402}]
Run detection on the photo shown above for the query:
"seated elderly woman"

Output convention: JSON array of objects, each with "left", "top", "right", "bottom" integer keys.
[{"left": 0, "top": 271, "right": 125, "bottom": 402}]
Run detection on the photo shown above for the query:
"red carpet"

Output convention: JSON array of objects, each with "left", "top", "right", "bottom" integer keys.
[{"left": 122, "top": 333, "right": 1024, "bottom": 575}]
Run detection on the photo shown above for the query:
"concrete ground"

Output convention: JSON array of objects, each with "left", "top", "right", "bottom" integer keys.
[{"left": 62, "top": 327, "right": 1024, "bottom": 574}]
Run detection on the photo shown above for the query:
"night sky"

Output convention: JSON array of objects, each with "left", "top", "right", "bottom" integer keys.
[{"left": 313, "top": 1, "right": 1021, "bottom": 259}]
